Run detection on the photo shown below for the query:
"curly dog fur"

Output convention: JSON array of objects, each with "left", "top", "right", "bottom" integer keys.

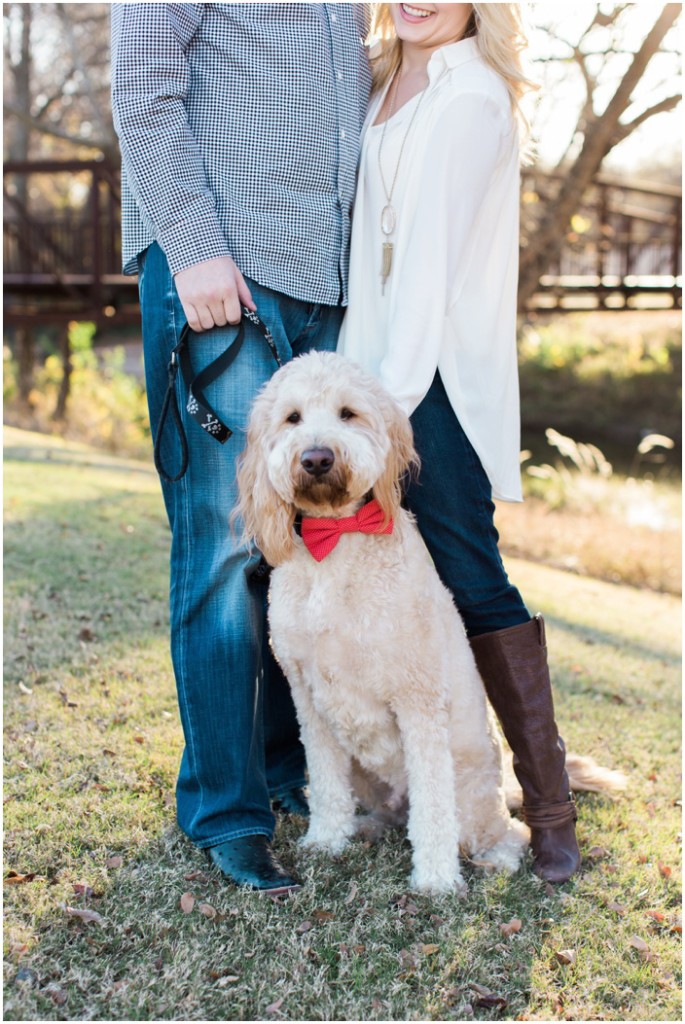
[{"left": 237, "top": 351, "right": 529, "bottom": 893}]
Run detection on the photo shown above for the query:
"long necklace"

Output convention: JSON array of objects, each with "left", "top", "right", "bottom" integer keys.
[{"left": 377, "top": 63, "right": 431, "bottom": 294}]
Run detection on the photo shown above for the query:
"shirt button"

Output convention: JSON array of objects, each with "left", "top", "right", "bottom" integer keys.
[
  {"left": 331, "top": 12, "right": 337, "bottom": 20},
  {"left": 340, "top": 129, "right": 346, "bottom": 140},
  {"left": 337, "top": 71, "right": 343, "bottom": 80}
]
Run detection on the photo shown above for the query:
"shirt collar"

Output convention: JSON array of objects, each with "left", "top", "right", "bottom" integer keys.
[{"left": 427, "top": 36, "right": 480, "bottom": 82}]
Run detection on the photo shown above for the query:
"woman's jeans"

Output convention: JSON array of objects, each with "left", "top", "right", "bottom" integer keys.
[
  {"left": 406, "top": 372, "right": 530, "bottom": 638},
  {"left": 139, "top": 243, "right": 343, "bottom": 847}
]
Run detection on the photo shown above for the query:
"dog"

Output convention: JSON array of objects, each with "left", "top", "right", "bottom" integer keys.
[{"left": 236, "top": 350, "right": 536, "bottom": 894}]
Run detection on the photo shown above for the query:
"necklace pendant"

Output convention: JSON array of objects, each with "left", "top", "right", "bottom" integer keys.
[
  {"left": 381, "top": 241, "right": 394, "bottom": 294},
  {"left": 381, "top": 204, "right": 397, "bottom": 237}
]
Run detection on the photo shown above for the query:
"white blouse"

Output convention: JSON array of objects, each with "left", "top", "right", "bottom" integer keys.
[{"left": 338, "top": 37, "right": 523, "bottom": 502}]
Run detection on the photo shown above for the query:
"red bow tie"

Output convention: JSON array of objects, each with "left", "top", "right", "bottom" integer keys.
[{"left": 300, "top": 498, "right": 394, "bottom": 562}]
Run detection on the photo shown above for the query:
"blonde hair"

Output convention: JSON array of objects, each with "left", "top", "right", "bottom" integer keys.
[{"left": 368, "top": 4, "right": 537, "bottom": 142}]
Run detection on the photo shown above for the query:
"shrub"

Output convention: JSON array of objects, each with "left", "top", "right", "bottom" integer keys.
[{"left": 4, "top": 322, "right": 151, "bottom": 460}]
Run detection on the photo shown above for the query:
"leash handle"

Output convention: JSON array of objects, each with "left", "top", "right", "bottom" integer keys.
[{"left": 153, "top": 308, "right": 280, "bottom": 483}]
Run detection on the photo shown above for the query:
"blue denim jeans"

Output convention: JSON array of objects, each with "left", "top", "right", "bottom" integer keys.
[
  {"left": 138, "top": 243, "right": 343, "bottom": 847},
  {"left": 405, "top": 372, "right": 530, "bottom": 638}
]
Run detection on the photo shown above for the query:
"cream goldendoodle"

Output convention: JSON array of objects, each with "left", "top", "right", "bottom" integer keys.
[{"left": 237, "top": 350, "right": 529, "bottom": 893}]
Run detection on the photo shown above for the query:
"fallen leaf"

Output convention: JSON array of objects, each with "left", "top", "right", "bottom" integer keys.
[
  {"left": 555, "top": 949, "right": 576, "bottom": 965},
  {"left": 296, "top": 920, "right": 313, "bottom": 934},
  {"left": 344, "top": 881, "right": 359, "bottom": 904},
  {"left": 217, "top": 975, "right": 240, "bottom": 986},
  {"left": 72, "top": 883, "right": 95, "bottom": 899},
  {"left": 61, "top": 904, "right": 105, "bottom": 926},
  {"left": 184, "top": 870, "right": 210, "bottom": 883},
  {"left": 499, "top": 917, "right": 522, "bottom": 937},
  {"left": 430, "top": 914, "right": 446, "bottom": 926},
  {"left": 133, "top": 736, "right": 145, "bottom": 745},
  {"left": 474, "top": 993, "right": 508, "bottom": 1010},
  {"left": 46, "top": 986, "right": 67, "bottom": 1006},
  {"left": 629, "top": 935, "right": 650, "bottom": 953},
  {"left": 180, "top": 892, "right": 195, "bottom": 914},
  {"left": 4, "top": 871, "right": 37, "bottom": 885},
  {"left": 658, "top": 862, "right": 672, "bottom": 879},
  {"left": 669, "top": 915, "right": 682, "bottom": 934},
  {"left": 311, "top": 909, "right": 334, "bottom": 922},
  {"left": 587, "top": 846, "right": 609, "bottom": 860},
  {"left": 78, "top": 627, "right": 95, "bottom": 643},
  {"left": 399, "top": 948, "right": 417, "bottom": 970},
  {"left": 646, "top": 910, "right": 665, "bottom": 923},
  {"left": 106, "top": 856, "right": 123, "bottom": 869},
  {"left": 265, "top": 997, "right": 284, "bottom": 1015},
  {"left": 421, "top": 943, "right": 440, "bottom": 955},
  {"left": 198, "top": 902, "right": 217, "bottom": 919},
  {"left": 469, "top": 983, "right": 492, "bottom": 997}
]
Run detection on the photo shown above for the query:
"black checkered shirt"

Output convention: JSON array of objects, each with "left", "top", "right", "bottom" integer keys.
[{"left": 111, "top": 3, "right": 371, "bottom": 305}]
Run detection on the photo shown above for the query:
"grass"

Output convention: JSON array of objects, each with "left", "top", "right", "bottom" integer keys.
[{"left": 3, "top": 426, "right": 682, "bottom": 1022}]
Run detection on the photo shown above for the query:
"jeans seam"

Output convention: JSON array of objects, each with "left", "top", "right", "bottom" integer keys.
[{"left": 169, "top": 288, "right": 206, "bottom": 837}]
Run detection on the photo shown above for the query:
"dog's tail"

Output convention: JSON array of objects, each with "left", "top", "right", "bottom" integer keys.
[{"left": 504, "top": 752, "right": 627, "bottom": 811}]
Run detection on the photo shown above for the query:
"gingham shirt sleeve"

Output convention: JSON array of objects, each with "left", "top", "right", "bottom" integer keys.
[{"left": 111, "top": 3, "right": 231, "bottom": 276}]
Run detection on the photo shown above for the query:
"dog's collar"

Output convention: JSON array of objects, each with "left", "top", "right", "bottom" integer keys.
[{"left": 299, "top": 498, "right": 393, "bottom": 562}]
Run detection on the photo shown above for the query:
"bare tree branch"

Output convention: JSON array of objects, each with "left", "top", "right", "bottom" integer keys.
[
  {"left": 616, "top": 93, "right": 682, "bottom": 139},
  {"left": 55, "top": 3, "right": 112, "bottom": 144},
  {"left": 3, "top": 101, "right": 115, "bottom": 158}
]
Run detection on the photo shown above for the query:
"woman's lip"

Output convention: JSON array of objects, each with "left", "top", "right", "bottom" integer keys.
[{"left": 398, "top": 4, "right": 435, "bottom": 25}]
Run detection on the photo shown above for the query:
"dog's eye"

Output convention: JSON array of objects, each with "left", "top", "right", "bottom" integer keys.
[
  {"left": 340, "top": 407, "right": 356, "bottom": 421},
  {"left": 285, "top": 411, "right": 301, "bottom": 424}
]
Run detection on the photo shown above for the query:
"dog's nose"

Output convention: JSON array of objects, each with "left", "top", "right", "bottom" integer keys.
[{"left": 301, "top": 447, "right": 335, "bottom": 478}]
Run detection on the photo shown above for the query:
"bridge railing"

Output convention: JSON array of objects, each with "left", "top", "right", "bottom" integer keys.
[
  {"left": 522, "top": 170, "right": 681, "bottom": 309},
  {"left": 3, "top": 160, "right": 682, "bottom": 325}
]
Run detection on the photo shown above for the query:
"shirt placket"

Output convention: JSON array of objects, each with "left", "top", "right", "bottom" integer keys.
[{"left": 327, "top": 5, "right": 358, "bottom": 305}]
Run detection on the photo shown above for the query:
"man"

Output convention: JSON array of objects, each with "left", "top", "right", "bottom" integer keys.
[{"left": 111, "top": 3, "right": 370, "bottom": 893}]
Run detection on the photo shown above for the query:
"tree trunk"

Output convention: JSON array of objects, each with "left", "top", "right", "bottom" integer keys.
[
  {"left": 16, "top": 327, "right": 36, "bottom": 409},
  {"left": 53, "top": 327, "right": 73, "bottom": 422}
]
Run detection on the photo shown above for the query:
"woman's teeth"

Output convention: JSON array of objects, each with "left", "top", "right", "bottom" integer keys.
[{"left": 402, "top": 4, "right": 432, "bottom": 18}]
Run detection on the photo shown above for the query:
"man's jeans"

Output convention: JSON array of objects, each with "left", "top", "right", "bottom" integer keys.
[
  {"left": 406, "top": 372, "right": 530, "bottom": 638},
  {"left": 139, "top": 243, "right": 343, "bottom": 847}
]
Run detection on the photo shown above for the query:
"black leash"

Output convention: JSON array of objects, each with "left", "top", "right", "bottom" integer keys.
[{"left": 154, "top": 308, "right": 281, "bottom": 483}]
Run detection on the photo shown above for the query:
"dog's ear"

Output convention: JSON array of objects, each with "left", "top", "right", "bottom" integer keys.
[
  {"left": 372, "top": 392, "right": 419, "bottom": 524},
  {"left": 235, "top": 399, "right": 297, "bottom": 568}
]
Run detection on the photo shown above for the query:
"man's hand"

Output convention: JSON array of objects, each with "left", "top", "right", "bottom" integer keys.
[{"left": 174, "top": 256, "right": 256, "bottom": 331}]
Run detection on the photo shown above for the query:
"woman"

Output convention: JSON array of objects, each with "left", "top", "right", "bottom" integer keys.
[{"left": 339, "top": 2, "right": 580, "bottom": 883}]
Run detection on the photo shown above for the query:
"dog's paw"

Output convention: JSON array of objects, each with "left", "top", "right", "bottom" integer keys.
[
  {"left": 353, "top": 814, "right": 389, "bottom": 843},
  {"left": 409, "top": 866, "right": 467, "bottom": 896},
  {"left": 472, "top": 821, "right": 529, "bottom": 873},
  {"left": 299, "top": 827, "right": 351, "bottom": 856}
]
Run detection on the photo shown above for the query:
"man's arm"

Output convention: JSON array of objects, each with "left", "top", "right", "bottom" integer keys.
[{"left": 111, "top": 3, "right": 254, "bottom": 328}]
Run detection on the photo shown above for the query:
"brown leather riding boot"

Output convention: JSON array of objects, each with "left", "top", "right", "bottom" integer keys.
[{"left": 470, "top": 614, "right": 581, "bottom": 883}]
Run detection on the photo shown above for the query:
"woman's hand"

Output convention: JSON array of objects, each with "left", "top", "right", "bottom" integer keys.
[{"left": 174, "top": 256, "right": 256, "bottom": 331}]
